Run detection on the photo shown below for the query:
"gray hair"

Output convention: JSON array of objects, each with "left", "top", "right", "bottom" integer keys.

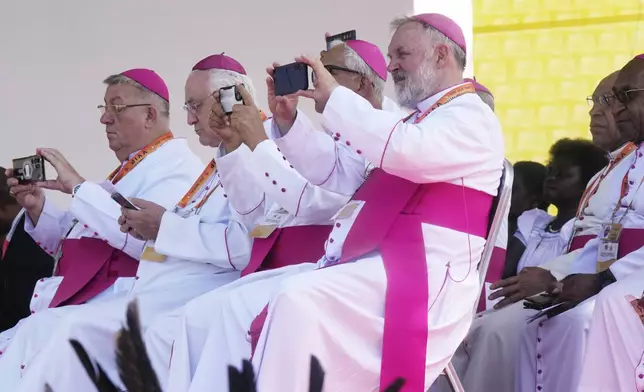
[
  {"left": 200, "top": 69, "right": 257, "bottom": 102},
  {"left": 103, "top": 74, "right": 170, "bottom": 117},
  {"left": 329, "top": 40, "right": 385, "bottom": 102},
  {"left": 391, "top": 17, "right": 467, "bottom": 71}
]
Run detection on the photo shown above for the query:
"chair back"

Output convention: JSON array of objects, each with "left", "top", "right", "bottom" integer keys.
[{"left": 473, "top": 159, "right": 514, "bottom": 312}]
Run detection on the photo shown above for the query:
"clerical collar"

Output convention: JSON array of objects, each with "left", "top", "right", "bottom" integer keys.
[{"left": 415, "top": 82, "right": 469, "bottom": 113}]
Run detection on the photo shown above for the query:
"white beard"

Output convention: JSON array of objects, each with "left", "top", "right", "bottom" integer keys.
[{"left": 393, "top": 60, "right": 440, "bottom": 110}]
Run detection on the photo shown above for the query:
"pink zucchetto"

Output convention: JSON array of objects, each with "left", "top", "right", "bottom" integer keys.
[
  {"left": 345, "top": 40, "right": 388, "bottom": 81},
  {"left": 464, "top": 77, "right": 493, "bottom": 97},
  {"left": 635, "top": 54, "right": 644, "bottom": 60},
  {"left": 412, "top": 13, "right": 466, "bottom": 54},
  {"left": 192, "top": 54, "right": 247, "bottom": 75},
  {"left": 120, "top": 68, "right": 169, "bottom": 102}
]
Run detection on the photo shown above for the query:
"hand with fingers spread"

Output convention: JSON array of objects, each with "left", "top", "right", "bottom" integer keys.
[
  {"left": 208, "top": 91, "right": 243, "bottom": 153},
  {"left": 36, "top": 148, "right": 85, "bottom": 194},
  {"left": 118, "top": 198, "right": 166, "bottom": 241},
  {"left": 293, "top": 55, "right": 339, "bottom": 113},
  {"left": 266, "top": 62, "right": 299, "bottom": 132},
  {"left": 5, "top": 168, "right": 46, "bottom": 222},
  {"left": 229, "top": 84, "right": 268, "bottom": 151},
  {"left": 488, "top": 267, "right": 556, "bottom": 309}
]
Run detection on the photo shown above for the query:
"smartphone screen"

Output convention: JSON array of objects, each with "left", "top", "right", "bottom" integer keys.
[
  {"left": 326, "top": 30, "right": 357, "bottom": 50},
  {"left": 273, "top": 62, "right": 309, "bottom": 96}
]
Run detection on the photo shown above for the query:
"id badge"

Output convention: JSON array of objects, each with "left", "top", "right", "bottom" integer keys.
[
  {"left": 250, "top": 207, "right": 292, "bottom": 239},
  {"left": 332, "top": 200, "right": 365, "bottom": 221},
  {"left": 596, "top": 223, "right": 623, "bottom": 272},
  {"left": 142, "top": 246, "right": 167, "bottom": 262}
]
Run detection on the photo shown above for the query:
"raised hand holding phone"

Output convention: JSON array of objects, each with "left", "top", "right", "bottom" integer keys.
[
  {"left": 266, "top": 62, "right": 299, "bottom": 133},
  {"left": 229, "top": 84, "right": 268, "bottom": 151},
  {"left": 293, "top": 55, "right": 340, "bottom": 113}
]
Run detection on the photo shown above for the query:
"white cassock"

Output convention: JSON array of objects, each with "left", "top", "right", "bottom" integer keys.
[
  {"left": 0, "top": 137, "right": 261, "bottom": 392},
  {"left": 517, "top": 142, "right": 644, "bottom": 392},
  {"left": 576, "top": 267, "right": 644, "bottom": 392},
  {"left": 170, "top": 85, "right": 503, "bottom": 392},
  {"left": 143, "top": 119, "right": 350, "bottom": 391},
  {"left": 431, "top": 209, "right": 574, "bottom": 392}
]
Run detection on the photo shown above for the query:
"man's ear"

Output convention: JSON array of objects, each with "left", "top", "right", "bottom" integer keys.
[{"left": 146, "top": 106, "right": 158, "bottom": 126}]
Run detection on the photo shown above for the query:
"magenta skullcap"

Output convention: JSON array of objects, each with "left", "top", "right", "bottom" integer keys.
[
  {"left": 634, "top": 54, "right": 644, "bottom": 60},
  {"left": 464, "top": 77, "right": 493, "bottom": 98},
  {"left": 192, "top": 53, "right": 246, "bottom": 75},
  {"left": 344, "top": 40, "right": 388, "bottom": 81},
  {"left": 119, "top": 69, "right": 169, "bottom": 102},
  {"left": 412, "top": 13, "right": 466, "bottom": 54}
]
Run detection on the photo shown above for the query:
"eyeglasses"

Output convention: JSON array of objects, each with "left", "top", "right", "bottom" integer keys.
[
  {"left": 312, "top": 65, "right": 362, "bottom": 84},
  {"left": 183, "top": 95, "right": 212, "bottom": 115},
  {"left": 612, "top": 87, "right": 644, "bottom": 104},
  {"left": 586, "top": 93, "right": 615, "bottom": 107},
  {"left": 98, "top": 104, "right": 151, "bottom": 115}
]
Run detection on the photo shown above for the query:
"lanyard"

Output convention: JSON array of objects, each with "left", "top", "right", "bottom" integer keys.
[
  {"left": 175, "top": 160, "right": 220, "bottom": 214},
  {"left": 408, "top": 83, "right": 476, "bottom": 124},
  {"left": 107, "top": 132, "right": 174, "bottom": 184},
  {"left": 52, "top": 132, "right": 174, "bottom": 272},
  {"left": 576, "top": 142, "right": 637, "bottom": 217}
]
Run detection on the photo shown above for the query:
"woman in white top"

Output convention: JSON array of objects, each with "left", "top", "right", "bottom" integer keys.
[{"left": 502, "top": 138, "right": 608, "bottom": 278}]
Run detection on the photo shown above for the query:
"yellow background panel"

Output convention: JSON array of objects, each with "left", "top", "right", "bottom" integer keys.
[{"left": 473, "top": 0, "right": 644, "bottom": 164}]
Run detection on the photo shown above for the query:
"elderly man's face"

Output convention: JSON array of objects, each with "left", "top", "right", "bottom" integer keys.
[
  {"left": 184, "top": 71, "right": 221, "bottom": 147},
  {"left": 387, "top": 22, "right": 438, "bottom": 108},
  {"left": 612, "top": 59, "right": 644, "bottom": 145},
  {"left": 100, "top": 84, "right": 153, "bottom": 157},
  {"left": 589, "top": 71, "right": 620, "bottom": 151}
]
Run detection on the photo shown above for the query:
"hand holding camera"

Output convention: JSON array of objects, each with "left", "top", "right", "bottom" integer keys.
[
  {"left": 33, "top": 148, "right": 85, "bottom": 194},
  {"left": 5, "top": 166, "right": 45, "bottom": 218},
  {"left": 266, "top": 62, "right": 299, "bottom": 133},
  {"left": 209, "top": 90, "right": 243, "bottom": 153},
  {"left": 229, "top": 84, "right": 268, "bottom": 151}
]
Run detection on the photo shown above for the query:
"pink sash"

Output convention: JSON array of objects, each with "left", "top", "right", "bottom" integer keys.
[
  {"left": 477, "top": 246, "right": 506, "bottom": 312},
  {"left": 49, "top": 238, "right": 138, "bottom": 308},
  {"left": 241, "top": 225, "right": 332, "bottom": 277},
  {"left": 339, "top": 169, "right": 492, "bottom": 390},
  {"left": 569, "top": 228, "right": 644, "bottom": 258},
  {"left": 248, "top": 169, "right": 494, "bottom": 390}
]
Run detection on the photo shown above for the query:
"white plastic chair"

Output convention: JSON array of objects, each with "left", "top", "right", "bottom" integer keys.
[{"left": 439, "top": 159, "right": 514, "bottom": 392}]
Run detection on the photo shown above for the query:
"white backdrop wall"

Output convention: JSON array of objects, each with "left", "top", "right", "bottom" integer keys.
[{"left": 0, "top": 0, "right": 472, "bottom": 207}]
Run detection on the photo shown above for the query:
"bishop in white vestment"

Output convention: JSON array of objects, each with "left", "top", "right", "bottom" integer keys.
[
  {"left": 0, "top": 66, "right": 254, "bottom": 392},
  {"left": 517, "top": 59, "right": 644, "bottom": 392},
  {"left": 175, "top": 14, "right": 503, "bottom": 392}
]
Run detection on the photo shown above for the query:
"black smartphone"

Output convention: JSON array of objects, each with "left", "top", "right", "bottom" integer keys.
[
  {"left": 523, "top": 294, "right": 556, "bottom": 311},
  {"left": 273, "top": 62, "right": 309, "bottom": 96},
  {"left": 12, "top": 155, "right": 46, "bottom": 184},
  {"left": 111, "top": 192, "right": 140, "bottom": 210},
  {"left": 219, "top": 85, "right": 244, "bottom": 115},
  {"left": 326, "top": 30, "right": 357, "bottom": 50}
]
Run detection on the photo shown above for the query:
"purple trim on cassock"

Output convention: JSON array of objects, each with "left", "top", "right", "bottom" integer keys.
[{"left": 49, "top": 238, "right": 138, "bottom": 308}]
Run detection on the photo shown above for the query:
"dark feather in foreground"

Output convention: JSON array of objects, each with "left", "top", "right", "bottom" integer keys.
[
  {"left": 69, "top": 339, "right": 120, "bottom": 392},
  {"left": 116, "top": 300, "right": 162, "bottom": 392},
  {"left": 383, "top": 377, "right": 406, "bottom": 392},
  {"left": 228, "top": 359, "right": 257, "bottom": 392},
  {"left": 309, "top": 355, "right": 325, "bottom": 392}
]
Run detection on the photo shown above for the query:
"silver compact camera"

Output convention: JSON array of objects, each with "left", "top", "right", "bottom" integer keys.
[{"left": 219, "top": 85, "right": 245, "bottom": 115}]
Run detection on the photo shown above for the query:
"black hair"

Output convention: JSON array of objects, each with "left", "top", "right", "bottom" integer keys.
[
  {"left": 513, "top": 161, "right": 548, "bottom": 210},
  {"left": 547, "top": 138, "right": 608, "bottom": 186},
  {"left": 0, "top": 167, "right": 17, "bottom": 206}
]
